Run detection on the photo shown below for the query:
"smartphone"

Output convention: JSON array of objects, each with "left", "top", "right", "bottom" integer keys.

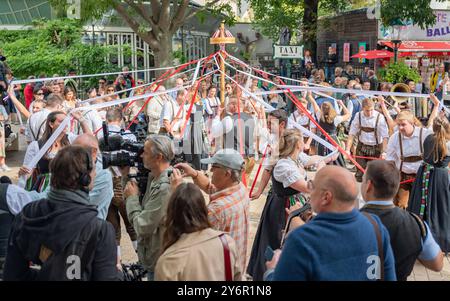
[{"left": 264, "top": 246, "right": 274, "bottom": 261}]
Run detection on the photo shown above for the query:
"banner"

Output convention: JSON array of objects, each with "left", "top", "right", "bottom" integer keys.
[
  {"left": 358, "top": 42, "right": 367, "bottom": 63},
  {"left": 378, "top": 10, "right": 450, "bottom": 41},
  {"left": 343, "top": 43, "right": 350, "bottom": 62}
]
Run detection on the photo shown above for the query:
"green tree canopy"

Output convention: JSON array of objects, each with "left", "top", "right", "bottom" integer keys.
[{"left": 0, "top": 19, "right": 119, "bottom": 89}]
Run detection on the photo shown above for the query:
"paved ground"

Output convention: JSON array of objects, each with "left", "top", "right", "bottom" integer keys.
[{"left": 3, "top": 128, "right": 449, "bottom": 280}]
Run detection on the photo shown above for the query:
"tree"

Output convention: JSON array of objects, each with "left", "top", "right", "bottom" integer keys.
[
  {"left": 249, "top": 0, "right": 348, "bottom": 60},
  {"left": 49, "top": 0, "right": 236, "bottom": 70},
  {"left": 380, "top": 0, "right": 446, "bottom": 28},
  {"left": 250, "top": 0, "right": 445, "bottom": 62},
  {"left": 0, "top": 19, "right": 118, "bottom": 91}
]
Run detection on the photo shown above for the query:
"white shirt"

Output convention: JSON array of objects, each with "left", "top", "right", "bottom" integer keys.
[
  {"left": 75, "top": 109, "right": 103, "bottom": 138},
  {"left": 26, "top": 108, "right": 50, "bottom": 142},
  {"left": 274, "top": 158, "right": 307, "bottom": 188},
  {"left": 349, "top": 111, "right": 389, "bottom": 146},
  {"left": 287, "top": 111, "right": 316, "bottom": 137},
  {"left": 23, "top": 132, "right": 78, "bottom": 168},
  {"left": 160, "top": 98, "right": 185, "bottom": 133},
  {"left": 5, "top": 184, "right": 35, "bottom": 215},
  {"left": 97, "top": 124, "right": 137, "bottom": 143},
  {"left": 386, "top": 127, "right": 433, "bottom": 174}
]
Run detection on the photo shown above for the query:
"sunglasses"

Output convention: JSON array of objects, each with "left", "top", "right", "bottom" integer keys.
[
  {"left": 36, "top": 92, "right": 44, "bottom": 96},
  {"left": 99, "top": 81, "right": 106, "bottom": 84}
]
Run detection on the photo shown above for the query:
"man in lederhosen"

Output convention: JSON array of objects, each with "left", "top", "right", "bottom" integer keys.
[
  {"left": 346, "top": 98, "right": 389, "bottom": 182},
  {"left": 384, "top": 110, "right": 435, "bottom": 209}
]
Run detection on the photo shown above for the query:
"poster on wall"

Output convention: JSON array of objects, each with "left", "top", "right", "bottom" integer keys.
[
  {"left": 358, "top": 42, "right": 367, "bottom": 63},
  {"left": 343, "top": 43, "right": 350, "bottom": 62}
]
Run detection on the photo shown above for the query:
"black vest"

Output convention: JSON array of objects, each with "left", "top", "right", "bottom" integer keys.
[
  {"left": 0, "top": 184, "right": 14, "bottom": 279},
  {"left": 223, "top": 112, "right": 255, "bottom": 157},
  {"left": 360, "top": 204, "right": 424, "bottom": 281}
]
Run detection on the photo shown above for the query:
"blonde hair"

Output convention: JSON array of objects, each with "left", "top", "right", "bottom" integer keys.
[
  {"left": 320, "top": 102, "right": 337, "bottom": 124},
  {"left": 432, "top": 117, "right": 450, "bottom": 162},
  {"left": 362, "top": 98, "right": 374, "bottom": 108},
  {"left": 396, "top": 110, "right": 415, "bottom": 124},
  {"left": 279, "top": 129, "right": 303, "bottom": 158}
]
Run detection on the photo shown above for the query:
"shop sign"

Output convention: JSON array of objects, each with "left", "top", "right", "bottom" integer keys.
[
  {"left": 378, "top": 10, "right": 450, "bottom": 41},
  {"left": 273, "top": 45, "right": 304, "bottom": 59},
  {"left": 343, "top": 43, "right": 350, "bottom": 62}
]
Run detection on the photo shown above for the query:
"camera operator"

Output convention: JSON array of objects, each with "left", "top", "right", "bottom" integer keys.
[
  {"left": 123, "top": 135, "right": 175, "bottom": 281},
  {"left": 4, "top": 146, "right": 119, "bottom": 281},
  {"left": 100, "top": 108, "right": 138, "bottom": 257},
  {"left": 171, "top": 149, "right": 249, "bottom": 272}
]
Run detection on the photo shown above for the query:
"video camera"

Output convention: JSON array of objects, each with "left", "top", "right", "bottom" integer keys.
[{"left": 99, "top": 123, "right": 149, "bottom": 198}]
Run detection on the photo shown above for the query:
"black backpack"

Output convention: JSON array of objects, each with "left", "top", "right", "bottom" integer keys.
[{"left": 33, "top": 219, "right": 102, "bottom": 281}]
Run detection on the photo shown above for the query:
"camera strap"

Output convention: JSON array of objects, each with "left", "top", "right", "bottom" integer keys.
[{"left": 218, "top": 234, "right": 232, "bottom": 281}]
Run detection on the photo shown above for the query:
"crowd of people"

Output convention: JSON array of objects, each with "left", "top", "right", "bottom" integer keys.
[{"left": 0, "top": 57, "right": 449, "bottom": 282}]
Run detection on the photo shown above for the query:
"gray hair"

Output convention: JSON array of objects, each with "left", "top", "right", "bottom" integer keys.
[
  {"left": 229, "top": 168, "right": 242, "bottom": 183},
  {"left": 146, "top": 135, "right": 175, "bottom": 162}
]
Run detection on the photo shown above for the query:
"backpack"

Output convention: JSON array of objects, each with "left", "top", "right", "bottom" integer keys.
[{"left": 33, "top": 218, "right": 102, "bottom": 281}]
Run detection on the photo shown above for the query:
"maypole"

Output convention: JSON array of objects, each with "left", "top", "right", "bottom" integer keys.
[{"left": 210, "top": 22, "right": 235, "bottom": 106}]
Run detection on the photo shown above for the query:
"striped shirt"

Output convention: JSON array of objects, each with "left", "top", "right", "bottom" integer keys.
[{"left": 207, "top": 183, "right": 249, "bottom": 271}]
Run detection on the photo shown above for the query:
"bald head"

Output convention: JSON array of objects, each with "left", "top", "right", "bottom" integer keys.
[
  {"left": 315, "top": 166, "right": 358, "bottom": 204},
  {"left": 72, "top": 134, "right": 99, "bottom": 150}
]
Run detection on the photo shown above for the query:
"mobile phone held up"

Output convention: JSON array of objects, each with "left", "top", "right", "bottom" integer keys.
[{"left": 264, "top": 246, "right": 274, "bottom": 261}]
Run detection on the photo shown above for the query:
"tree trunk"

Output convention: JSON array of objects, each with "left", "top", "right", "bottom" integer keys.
[
  {"left": 150, "top": 33, "right": 173, "bottom": 78},
  {"left": 302, "top": 0, "right": 319, "bottom": 65}
]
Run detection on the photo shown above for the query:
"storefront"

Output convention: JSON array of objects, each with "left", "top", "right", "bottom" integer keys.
[{"left": 378, "top": 10, "right": 450, "bottom": 89}]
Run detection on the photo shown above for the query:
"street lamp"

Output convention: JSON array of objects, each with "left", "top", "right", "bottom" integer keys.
[
  {"left": 81, "top": 24, "right": 106, "bottom": 46},
  {"left": 390, "top": 20, "right": 404, "bottom": 63}
]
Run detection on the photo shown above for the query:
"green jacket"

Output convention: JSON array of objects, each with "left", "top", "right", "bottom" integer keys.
[{"left": 126, "top": 168, "right": 172, "bottom": 272}]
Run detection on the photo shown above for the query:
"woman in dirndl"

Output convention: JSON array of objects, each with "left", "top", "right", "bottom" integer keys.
[
  {"left": 183, "top": 89, "right": 209, "bottom": 171},
  {"left": 247, "top": 129, "right": 311, "bottom": 281},
  {"left": 19, "top": 111, "right": 87, "bottom": 192},
  {"left": 308, "top": 92, "right": 350, "bottom": 166},
  {"left": 409, "top": 117, "right": 450, "bottom": 253}
]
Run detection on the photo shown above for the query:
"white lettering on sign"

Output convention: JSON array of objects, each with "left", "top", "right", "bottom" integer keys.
[{"left": 273, "top": 45, "right": 304, "bottom": 59}]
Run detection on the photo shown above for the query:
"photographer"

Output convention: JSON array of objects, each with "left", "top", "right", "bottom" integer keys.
[
  {"left": 123, "top": 135, "right": 175, "bottom": 281},
  {"left": 101, "top": 108, "right": 138, "bottom": 255},
  {"left": 4, "top": 146, "right": 119, "bottom": 281},
  {"left": 172, "top": 149, "right": 249, "bottom": 272}
]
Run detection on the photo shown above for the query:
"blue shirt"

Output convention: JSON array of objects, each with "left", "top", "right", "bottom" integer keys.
[{"left": 268, "top": 209, "right": 396, "bottom": 281}]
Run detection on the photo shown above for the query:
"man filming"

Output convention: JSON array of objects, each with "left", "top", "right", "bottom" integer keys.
[{"left": 123, "top": 135, "right": 175, "bottom": 281}]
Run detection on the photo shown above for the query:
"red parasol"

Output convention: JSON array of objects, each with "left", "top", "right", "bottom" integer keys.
[{"left": 351, "top": 50, "right": 394, "bottom": 59}]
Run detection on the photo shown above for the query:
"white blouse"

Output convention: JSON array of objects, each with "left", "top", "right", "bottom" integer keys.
[{"left": 273, "top": 157, "right": 307, "bottom": 188}]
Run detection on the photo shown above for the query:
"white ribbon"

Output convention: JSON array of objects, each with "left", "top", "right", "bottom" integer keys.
[
  {"left": 291, "top": 123, "right": 337, "bottom": 152},
  {"left": 10, "top": 64, "right": 187, "bottom": 85},
  {"left": 78, "top": 66, "right": 197, "bottom": 105},
  {"left": 20, "top": 61, "right": 213, "bottom": 183},
  {"left": 215, "top": 54, "right": 274, "bottom": 112}
]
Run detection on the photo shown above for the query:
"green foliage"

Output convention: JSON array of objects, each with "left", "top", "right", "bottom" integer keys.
[
  {"left": 172, "top": 49, "right": 187, "bottom": 64},
  {"left": 249, "top": 0, "right": 350, "bottom": 43},
  {"left": 0, "top": 18, "right": 119, "bottom": 86},
  {"left": 379, "top": 62, "right": 421, "bottom": 84},
  {"left": 380, "top": 0, "right": 446, "bottom": 29}
]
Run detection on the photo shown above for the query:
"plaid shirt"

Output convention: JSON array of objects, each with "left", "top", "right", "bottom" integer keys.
[{"left": 207, "top": 183, "right": 250, "bottom": 271}]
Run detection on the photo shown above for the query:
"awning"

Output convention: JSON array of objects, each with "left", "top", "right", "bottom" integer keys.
[
  {"left": 351, "top": 50, "right": 394, "bottom": 59},
  {"left": 380, "top": 41, "right": 450, "bottom": 52}
]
